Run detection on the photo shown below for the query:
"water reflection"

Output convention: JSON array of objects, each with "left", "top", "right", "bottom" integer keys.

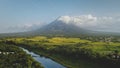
[{"left": 21, "top": 47, "right": 66, "bottom": 68}]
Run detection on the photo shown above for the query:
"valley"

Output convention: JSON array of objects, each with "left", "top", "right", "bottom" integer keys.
[
  {"left": 0, "top": 0, "right": 120, "bottom": 68},
  {"left": 1, "top": 36, "right": 120, "bottom": 68},
  {"left": 0, "top": 17, "right": 120, "bottom": 68}
]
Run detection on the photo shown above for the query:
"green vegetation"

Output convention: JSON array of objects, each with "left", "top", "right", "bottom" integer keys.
[
  {"left": 0, "top": 42, "right": 43, "bottom": 68},
  {"left": 2, "top": 36, "right": 120, "bottom": 68}
]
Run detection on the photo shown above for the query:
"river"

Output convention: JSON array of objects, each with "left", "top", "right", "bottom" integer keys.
[{"left": 21, "top": 47, "right": 66, "bottom": 68}]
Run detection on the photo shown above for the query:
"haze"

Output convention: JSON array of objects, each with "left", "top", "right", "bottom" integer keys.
[{"left": 0, "top": 0, "right": 120, "bottom": 33}]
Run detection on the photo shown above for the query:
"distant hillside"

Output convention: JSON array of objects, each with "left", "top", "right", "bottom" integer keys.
[
  {"left": 32, "top": 21, "right": 92, "bottom": 35},
  {"left": 0, "top": 16, "right": 120, "bottom": 37}
]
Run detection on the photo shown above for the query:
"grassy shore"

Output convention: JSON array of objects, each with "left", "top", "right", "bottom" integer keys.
[{"left": 3, "top": 36, "right": 120, "bottom": 68}]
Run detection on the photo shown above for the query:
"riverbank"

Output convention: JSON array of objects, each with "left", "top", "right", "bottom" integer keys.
[
  {"left": 0, "top": 42, "right": 44, "bottom": 68},
  {"left": 21, "top": 47, "right": 66, "bottom": 68},
  {"left": 10, "top": 44, "right": 105, "bottom": 68},
  {"left": 3, "top": 36, "right": 120, "bottom": 68},
  {"left": 28, "top": 48, "right": 106, "bottom": 68},
  {"left": 5, "top": 43, "right": 107, "bottom": 68}
]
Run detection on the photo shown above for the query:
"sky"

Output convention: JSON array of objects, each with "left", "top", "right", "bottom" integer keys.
[{"left": 0, "top": 0, "right": 120, "bottom": 33}]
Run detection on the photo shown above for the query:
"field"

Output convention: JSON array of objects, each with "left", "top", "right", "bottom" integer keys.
[{"left": 2, "top": 36, "right": 120, "bottom": 68}]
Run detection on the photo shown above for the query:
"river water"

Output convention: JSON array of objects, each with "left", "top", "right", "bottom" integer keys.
[{"left": 21, "top": 47, "right": 66, "bottom": 68}]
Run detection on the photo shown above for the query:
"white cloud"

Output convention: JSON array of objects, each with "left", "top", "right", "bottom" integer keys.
[
  {"left": 57, "top": 16, "right": 71, "bottom": 23},
  {"left": 57, "top": 14, "right": 97, "bottom": 27},
  {"left": 6, "top": 22, "right": 47, "bottom": 33},
  {"left": 56, "top": 14, "right": 120, "bottom": 32},
  {"left": 4, "top": 14, "right": 120, "bottom": 33}
]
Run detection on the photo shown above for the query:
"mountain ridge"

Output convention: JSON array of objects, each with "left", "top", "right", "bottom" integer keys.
[
  {"left": 31, "top": 19, "right": 96, "bottom": 36},
  {"left": 0, "top": 17, "right": 120, "bottom": 37}
]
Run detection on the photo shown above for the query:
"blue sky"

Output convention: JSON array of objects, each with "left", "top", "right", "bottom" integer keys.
[{"left": 0, "top": 0, "right": 120, "bottom": 33}]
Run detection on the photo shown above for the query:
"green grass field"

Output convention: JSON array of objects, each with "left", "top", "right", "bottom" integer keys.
[{"left": 3, "top": 36, "right": 120, "bottom": 68}]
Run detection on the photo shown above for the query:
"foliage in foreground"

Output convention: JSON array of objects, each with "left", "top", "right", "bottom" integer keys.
[
  {"left": 0, "top": 42, "right": 43, "bottom": 68},
  {"left": 3, "top": 36, "right": 120, "bottom": 68}
]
